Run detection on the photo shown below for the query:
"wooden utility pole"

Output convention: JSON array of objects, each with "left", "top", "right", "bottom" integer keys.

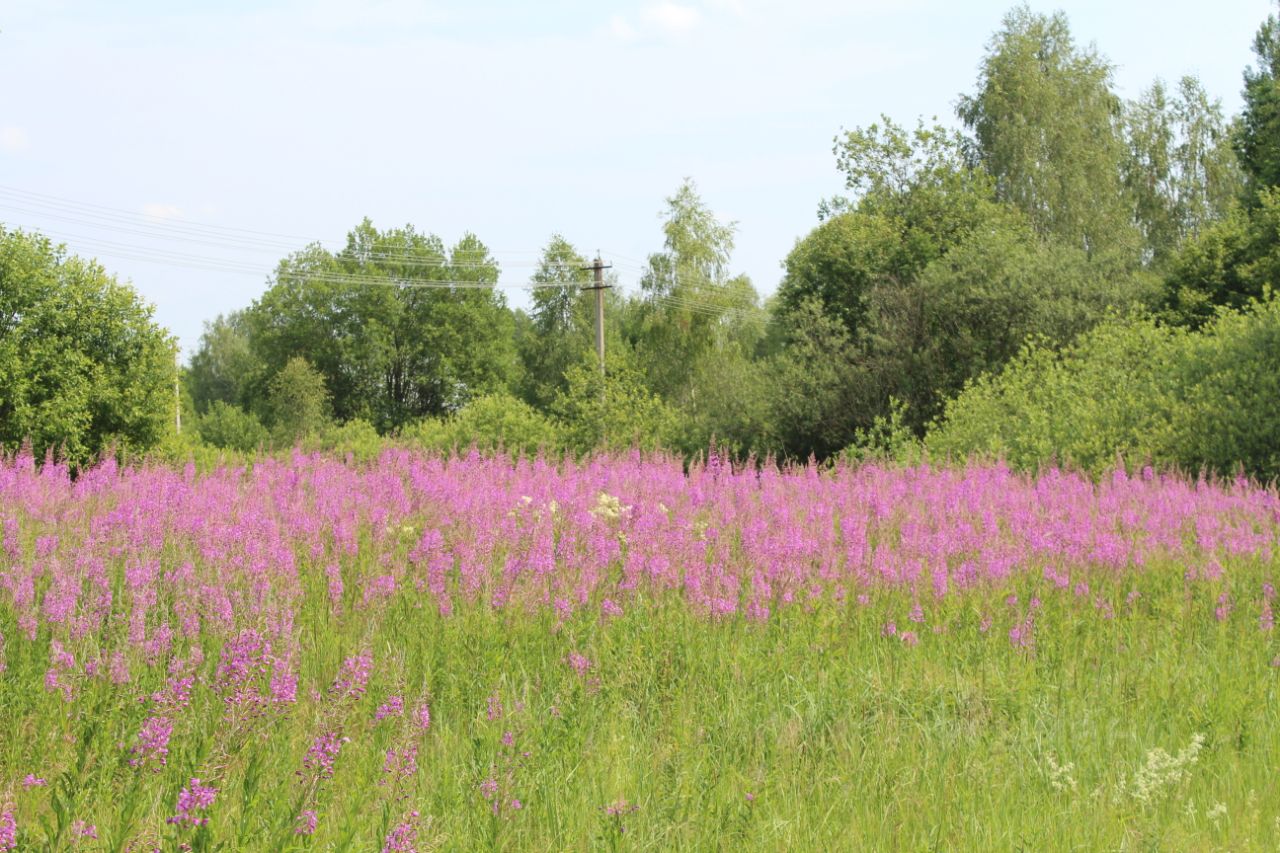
[{"left": 582, "top": 256, "right": 612, "bottom": 377}]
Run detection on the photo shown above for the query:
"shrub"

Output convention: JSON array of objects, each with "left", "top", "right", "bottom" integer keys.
[{"left": 401, "top": 393, "right": 563, "bottom": 457}]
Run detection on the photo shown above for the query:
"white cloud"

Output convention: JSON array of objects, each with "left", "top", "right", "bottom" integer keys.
[
  {"left": 640, "top": 2, "right": 701, "bottom": 35},
  {"left": 0, "top": 127, "right": 29, "bottom": 152},
  {"left": 142, "top": 203, "right": 183, "bottom": 220}
]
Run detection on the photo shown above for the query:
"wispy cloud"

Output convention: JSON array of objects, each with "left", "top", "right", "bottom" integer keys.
[{"left": 0, "top": 127, "right": 30, "bottom": 152}]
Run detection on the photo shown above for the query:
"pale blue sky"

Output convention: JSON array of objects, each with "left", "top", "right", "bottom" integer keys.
[{"left": 0, "top": 0, "right": 1272, "bottom": 356}]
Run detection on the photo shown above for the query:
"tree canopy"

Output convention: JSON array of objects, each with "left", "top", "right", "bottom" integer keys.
[{"left": 0, "top": 227, "right": 175, "bottom": 466}]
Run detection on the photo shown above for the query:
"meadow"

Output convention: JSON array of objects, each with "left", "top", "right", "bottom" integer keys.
[{"left": 0, "top": 448, "right": 1278, "bottom": 851}]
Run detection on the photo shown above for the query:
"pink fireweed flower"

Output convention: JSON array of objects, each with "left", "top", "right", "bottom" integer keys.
[
  {"left": 168, "top": 778, "right": 217, "bottom": 827},
  {"left": 129, "top": 715, "right": 173, "bottom": 769},
  {"left": 381, "top": 811, "right": 420, "bottom": 853},
  {"left": 269, "top": 664, "right": 298, "bottom": 706},
  {"left": 486, "top": 692, "right": 503, "bottom": 721},
  {"left": 21, "top": 775, "right": 45, "bottom": 788},
  {"left": 908, "top": 602, "right": 925, "bottom": 624},
  {"left": 881, "top": 621, "right": 897, "bottom": 638},
  {"left": 381, "top": 745, "right": 418, "bottom": 785},
  {"left": 601, "top": 598, "right": 624, "bottom": 619},
  {"left": 501, "top": 731, "right": 515, "bottom": 747},
  {"left": 71, "top": 821, "right": 97, "bottom": 841},
  {"left": 329, "top": 653, "right": 373, "bottom": 703},
  {"left": 0, "top": 810, "right": 14, "bottom": 851},
  {"left": 900, "top": 631, "right": 919, "bottom": 647},
  {"left": 603, "top": 799, "right": 639, "bottom": 816},
  {"left": 567, "top": 652, "right": 592, "bottom": 678},
  {"left": 1215, "top": 592, "right": 1232, "bottom": 622},
  {"left": 375, "top": 695, "right": 404, "bottom": 722},
  {"left": 413, "top": 701, "right": 431, "bottom": 732},
  {"left": 294, "top": 810, "right": 318, "bottom": 836},
  {"left": 302, "top": 732, "right": 347, "bottom": 780}
]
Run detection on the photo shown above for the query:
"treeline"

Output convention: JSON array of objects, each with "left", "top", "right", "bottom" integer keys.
[{"left": 5, "top": 5, "right": 1280, "bottom": 478}]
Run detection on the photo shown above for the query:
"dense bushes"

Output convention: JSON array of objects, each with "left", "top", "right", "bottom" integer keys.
[{"left": 927, "top": 298, "right": 1280, "bottom": 479}]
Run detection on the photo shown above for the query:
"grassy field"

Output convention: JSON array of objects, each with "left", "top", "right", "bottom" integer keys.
[{"left": 0, "top": 451, "right": 1278, "bottom": 851}]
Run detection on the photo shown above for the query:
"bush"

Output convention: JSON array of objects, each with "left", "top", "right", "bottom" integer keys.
[
  {"left": 401, "top": 393, "right": 563, "bottom": 457},
  {"left": 552, "top": 360, "right": 683, "bottom": 455},
  {"left": 197, "top": 401, "right": 269, "bottom": 452},
  {"left": 927, "top": 298, "right": 1280, "bottom": 479},
  {"left": 307, "top": 419, "right": 385, "bottom": 463},
  {"left": 267, "top": 357, "right": 331, "bottom": 445}
]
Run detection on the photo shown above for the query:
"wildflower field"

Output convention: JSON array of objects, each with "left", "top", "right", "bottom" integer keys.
[{"left": 1, "top": 449, "right": 1278, "bottom": 851}]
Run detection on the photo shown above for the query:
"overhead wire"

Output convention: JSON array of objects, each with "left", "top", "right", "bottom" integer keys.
[{"left": 1, "top": 184, "right": 764, "bottom": 318}]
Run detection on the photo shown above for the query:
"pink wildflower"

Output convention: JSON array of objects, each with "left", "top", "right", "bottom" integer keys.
[
  {"left": 295, "top": 810, "right": 318, "bottom": 836},
  {"left": 413, "top": 701, "right": 431, "bottom": 731},
  {"left": 375, "top": 695, "right": 404, "bottom": 722},
  {"left": 168, "top": 778, "right": 217, "bottom": 827},
  {"left": 381, "top": 811, "right": 420, "bottom": 853}
]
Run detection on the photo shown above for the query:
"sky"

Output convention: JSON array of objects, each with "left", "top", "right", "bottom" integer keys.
[{"left": 0, "top": 0, "right": 1273, "bottom": 357}]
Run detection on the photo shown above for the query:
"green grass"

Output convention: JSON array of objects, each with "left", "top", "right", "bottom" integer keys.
[{"left": 2, "top": 564, "right": 1279, "bottom": 851}]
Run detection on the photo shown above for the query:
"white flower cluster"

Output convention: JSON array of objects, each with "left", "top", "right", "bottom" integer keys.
[
  {"left": 1045, "top": 753, "right": 1078, "bottom": 793},
  {"left": 589, "top": 492, "right": 630, "bottom": 521},
  {"left": 1121, "top": 733, "right": 1206, "bottom": 805}
]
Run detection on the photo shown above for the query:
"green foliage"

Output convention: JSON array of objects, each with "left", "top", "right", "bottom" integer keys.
[
  {"left": 196, "top": 401, "right": 268, "bottom": 452},
  {"left": 630, "top": 180, "right": 763, "bottom": 400},
  {"left": 1236, "top": 6, "right": 1280, "bottom": 197},
  {"left": 186, "top": 311, "right": 258, "bottom": 414},
  {"left": 958, "top": 6, "right": 1138, "bottom": 263},
  {"left": 267, "top": 356, "right": 331, "bottom": 445},
  {"left": 1163, "top": 188, "right": 1280, "bottom": 328},
  {"left": 929, "top": 297, "right": 1280, "bottom": 478},
  {"left": 308, "top": 418, "right": 385, "bottom": 463},
  {"left": 884, "top": 217, "right": 1159, "bottom": 424},
  {"left": 247, "top": 220, "right": 517, "bottom": 430},
  {"left": 838, "top": 397, "right": 923, "bottom": 465},
  {"left": 1171, "top": 295, "right": 1280, "bottom": 476},
  {"left": 673, "top": 344, "right": 775, "bottom": 460},
  {"left": 402, "top": 393, "right": 563, "bottom": 457},
  {"left": 1123, "top": 76, "right": 1243, "bottom": 266},
  {"left": 515, "top": 236, "right": 600, "bottom": 409},
  {"left": 553, "top": 356, "right": 683, "bottom": 454},
  {"left": 927, "top": 316, "right": 1184, "bottom": 473},
  {"left": 0, "top": 227, "right": 176, "bottom": 466},
  {"left": 764, "top": 300, "right": 865, "bottom": 460}
]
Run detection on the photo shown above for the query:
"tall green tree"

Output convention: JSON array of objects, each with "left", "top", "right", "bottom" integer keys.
[
  {"left": 957, "top": 6, "right": 1138, "bottom": 262},
  {"left": 266, "top": 356, "right": 331, "bottom": 445},
  {"left": 1123, "top": 76, "right": 1243, "bottom": 265},
  {"left": 247, "top": 220, "right": 517, "bottom": 430},
  {"left": 1237, "top": 4, "right": 1280, "bottom": 197},
  {"left": 515, "top": 236, "right": 621, "bottom": 409},
  {"left": 0, "top": 227, "right": 176, "bottom": 465},
  {"left": 631, "top": 180, "right": 762, "bottom": 401},
  {"left": 782, "top": 118, "right": 1001, "bottom": 338},
  {"left": 186, "top": 310, "right": 257, "bottom": 413}
]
